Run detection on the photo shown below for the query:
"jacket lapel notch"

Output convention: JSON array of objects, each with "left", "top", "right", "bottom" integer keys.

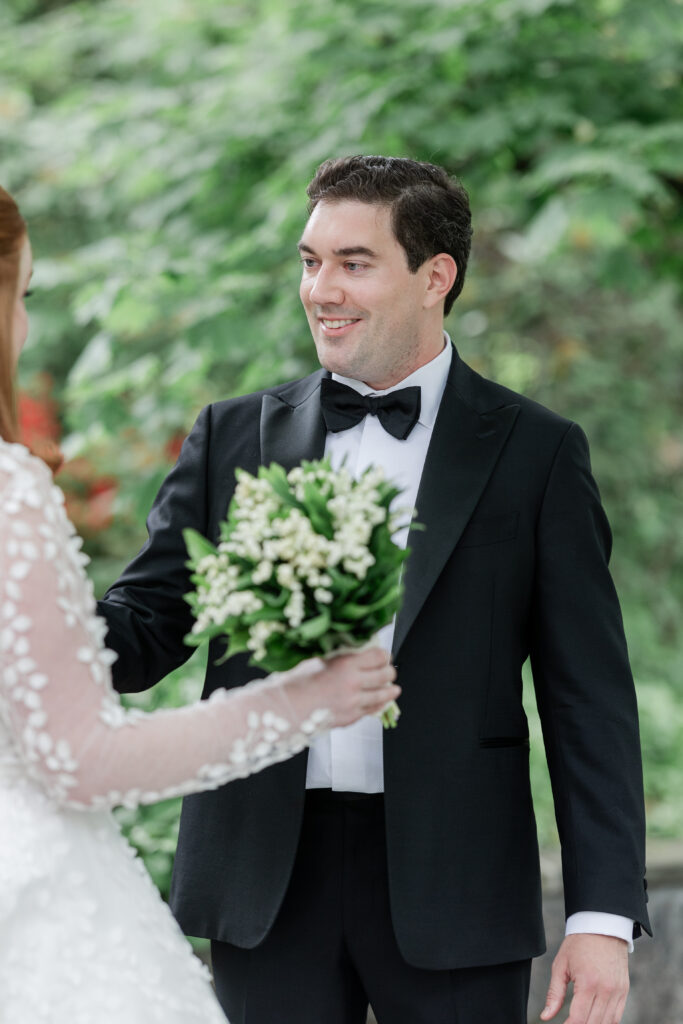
[{"left": 260, "top": 377, "right": 327, "bottom": 470}]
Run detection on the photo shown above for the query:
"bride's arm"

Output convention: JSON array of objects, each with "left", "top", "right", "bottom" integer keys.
[{"left": 0, "top": 447, "right": 397, "bottom": 810}]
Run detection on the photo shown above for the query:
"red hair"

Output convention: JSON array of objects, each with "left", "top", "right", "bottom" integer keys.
[
  {"left": 0, "top": 185, "right": 26, "bottom": 445},
  {"left": 0, "top": 186, "right": 63, "bottom": 473}
]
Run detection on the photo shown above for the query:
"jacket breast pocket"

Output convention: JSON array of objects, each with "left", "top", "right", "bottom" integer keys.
[{"left": 457, "top": 511, "right": 519, "bottom": 549}]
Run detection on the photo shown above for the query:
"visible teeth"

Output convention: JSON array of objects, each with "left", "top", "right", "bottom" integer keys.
[{"left": 322, "top": 319, "right": 357, "bottom": 328}]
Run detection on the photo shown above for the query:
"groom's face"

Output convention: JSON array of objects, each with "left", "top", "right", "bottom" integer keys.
[{"left": 298, "top": 200, "right": 434, "bottom": 390}]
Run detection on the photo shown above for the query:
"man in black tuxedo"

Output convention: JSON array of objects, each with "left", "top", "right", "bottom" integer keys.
[{"left": 100, "top": 156, "right": 649, "bottom": 1024}]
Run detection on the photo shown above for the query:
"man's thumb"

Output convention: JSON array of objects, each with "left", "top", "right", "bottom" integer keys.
[{"left": 540, "top": 966, "right": 568, "bottom": 1020}]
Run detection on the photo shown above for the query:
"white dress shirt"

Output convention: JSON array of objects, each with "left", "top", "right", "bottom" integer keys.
[
  {"left": 306, "top": 337, "right": 451, "bottom": 793},
  {"left": 304, "top": 334, "right": 634, "bottom": 949}
]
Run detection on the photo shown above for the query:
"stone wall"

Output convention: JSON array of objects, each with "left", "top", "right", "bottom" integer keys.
[{"left": 367, "top": 840, "right": 683, "bottom": 1024}]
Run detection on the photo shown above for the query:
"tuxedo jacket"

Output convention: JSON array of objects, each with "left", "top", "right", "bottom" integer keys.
[{"left": 100, "top": 345, "right": 650, "bottom": 970}]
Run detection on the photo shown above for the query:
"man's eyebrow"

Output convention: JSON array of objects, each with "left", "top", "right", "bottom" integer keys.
[
  {"left": 334, "top": 246, "right": 378, "bottom": 258},
  {"left": 296, "top": 242, "right": 379, "bottom": 259}
]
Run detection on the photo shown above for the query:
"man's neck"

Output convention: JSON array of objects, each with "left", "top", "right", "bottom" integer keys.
[{"left": 361, "top": 334, "right": 447, "bottom": 391}]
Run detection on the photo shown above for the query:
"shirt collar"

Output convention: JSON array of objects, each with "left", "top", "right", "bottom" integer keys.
[{"left": 331, "top": 333, "right": 452, "bottom": 430}]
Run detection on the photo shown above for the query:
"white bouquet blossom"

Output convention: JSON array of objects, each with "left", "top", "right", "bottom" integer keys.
[{"left": 183, "top": 458, "right": 414, "bottom": 728}]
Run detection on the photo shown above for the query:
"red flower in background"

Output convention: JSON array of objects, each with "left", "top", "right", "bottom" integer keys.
[
  {"left": 60, "top": 458, "right": 118, "bottom": 535},
  {"left": 18, "top": 375, "right": 118, "bottom": 535},
  {"left": 18, "top": 392, "right": 60, "bottom": 446},
  {"left": 18, "top": 375, "right": 64, "bottom": 475},
  {"left": 164, "top": 432, "right": 186, "bottom": 463}
]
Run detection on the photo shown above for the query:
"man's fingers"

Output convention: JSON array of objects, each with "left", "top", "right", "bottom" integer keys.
[
  {"left": 573, "top": 984, "right": 628, "bottom": 1024},
  {"left": 613, "top": 989, "right": 629, "bottom": 1024},
  {"left": 540, "top": 987, "right": 567, "bottom": 1020},
  {"left": 565, "top": 977, "right": 628, "bottom": 1024},
  {"left": 566, "top": 990, "right": 597, "bottom": 1024},
  {"left": 544, "top": 935, "right": 629, "bottom": 1024},
  {"left": 541, "top": 962, "right": 569, "bottom": 1020}
]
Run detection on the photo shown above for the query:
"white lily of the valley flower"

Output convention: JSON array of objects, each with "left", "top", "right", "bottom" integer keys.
[{"left": 185, "top": 458, "right": 413, "bottom": 730}]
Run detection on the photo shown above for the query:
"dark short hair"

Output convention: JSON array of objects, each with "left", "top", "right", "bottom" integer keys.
[{"left": 306, "top": 155, "right": 472, "bottom": 315}]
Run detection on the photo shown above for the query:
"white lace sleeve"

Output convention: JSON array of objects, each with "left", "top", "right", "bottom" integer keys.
[{"left": 0, "top": 443, "right": 331, "bottom": 810}]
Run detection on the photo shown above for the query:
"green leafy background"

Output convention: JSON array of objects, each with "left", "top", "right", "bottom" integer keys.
[{"left": 2, "top": 0, "right": 681, "bottom": 905}]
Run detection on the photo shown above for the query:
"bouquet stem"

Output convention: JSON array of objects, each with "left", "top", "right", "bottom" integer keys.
[{"left": 381, "top": 701, "right": 401, "bottom": 729}]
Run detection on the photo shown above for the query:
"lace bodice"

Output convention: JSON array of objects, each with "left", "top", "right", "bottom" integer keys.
[{"left": 0, "top": 441, "right": 330, "bottom": 810}]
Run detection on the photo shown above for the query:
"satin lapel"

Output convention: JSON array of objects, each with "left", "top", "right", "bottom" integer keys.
[
  {"left": 392, "top": 388, "right": 520, "bottom": 657},
  {"left": 259, "top": 375, "right": 328, "bottom": 470}
]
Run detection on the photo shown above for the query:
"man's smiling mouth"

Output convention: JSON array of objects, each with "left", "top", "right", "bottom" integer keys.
[{"left": 317, "top": 317, "right": 362, "bottom": 335}]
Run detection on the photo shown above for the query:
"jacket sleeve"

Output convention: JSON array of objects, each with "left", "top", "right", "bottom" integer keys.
[
  {"left": 529, "top": 422, "right": 650, "bottom": 937},
  {"left": 98, "top": 405, "right": 213, "bottom": 693}
]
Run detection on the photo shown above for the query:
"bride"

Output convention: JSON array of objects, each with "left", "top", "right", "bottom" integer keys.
[{"left": 0, "top": 185, "right": 399, "bottom": 1023}]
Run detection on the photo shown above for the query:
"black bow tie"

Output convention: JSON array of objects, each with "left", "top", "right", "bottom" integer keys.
[{"left": 320, "top": 377, "right": 421, "bottom": 440}]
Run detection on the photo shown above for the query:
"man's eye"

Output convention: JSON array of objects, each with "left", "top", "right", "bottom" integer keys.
[
  {"left": 345, "top": 262, "right": 366, "bottom": 272},
  {"left": 23, "top": 289, "right": 34, "bottom": 299},
  {"left": 300, "top": 258, "right": 317, "bottom": 268}
]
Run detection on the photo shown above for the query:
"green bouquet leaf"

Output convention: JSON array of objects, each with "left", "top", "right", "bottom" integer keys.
[{"left": 183, "top": 457, "right": 417, "bottom": 728}]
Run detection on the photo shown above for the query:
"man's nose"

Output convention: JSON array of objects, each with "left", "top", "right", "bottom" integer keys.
[{"left": 309, "top": 266, "right": 344, "bottom": 306}]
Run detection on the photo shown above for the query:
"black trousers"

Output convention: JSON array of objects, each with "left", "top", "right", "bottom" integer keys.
[{"left": 211, "top": 791, "right": 531, "bottom": 1024}]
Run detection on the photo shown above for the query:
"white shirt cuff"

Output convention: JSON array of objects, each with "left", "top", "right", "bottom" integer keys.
[{"left": 565, "top": 912, "right": 634, "bottom": 953}]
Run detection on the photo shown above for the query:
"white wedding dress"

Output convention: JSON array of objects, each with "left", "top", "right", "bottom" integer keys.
[{"left": 0, "top": 440, "right": 331, "bottom": 1023}]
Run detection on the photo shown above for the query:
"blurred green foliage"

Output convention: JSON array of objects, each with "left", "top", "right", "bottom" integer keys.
[{"left": 2, "top": 0, "right": 681, "bottom": 894}]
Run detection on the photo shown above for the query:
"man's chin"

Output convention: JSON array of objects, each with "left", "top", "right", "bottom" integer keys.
[{"left": 315, "top": 342, "right": 363, "bottom": 381}]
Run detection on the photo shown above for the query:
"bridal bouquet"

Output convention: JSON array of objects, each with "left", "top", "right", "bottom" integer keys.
[{"left": 183, "top": 458, "right": 413, "bottom": 728}]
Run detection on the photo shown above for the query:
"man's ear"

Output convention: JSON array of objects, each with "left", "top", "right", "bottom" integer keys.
[{"left": 423, "top": 253, "right": 457, "bottom": 310}]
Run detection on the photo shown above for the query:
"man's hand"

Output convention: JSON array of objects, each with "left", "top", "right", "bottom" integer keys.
[{"left": 541, "top": 934, "right": 629, "bottom": 1024}]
